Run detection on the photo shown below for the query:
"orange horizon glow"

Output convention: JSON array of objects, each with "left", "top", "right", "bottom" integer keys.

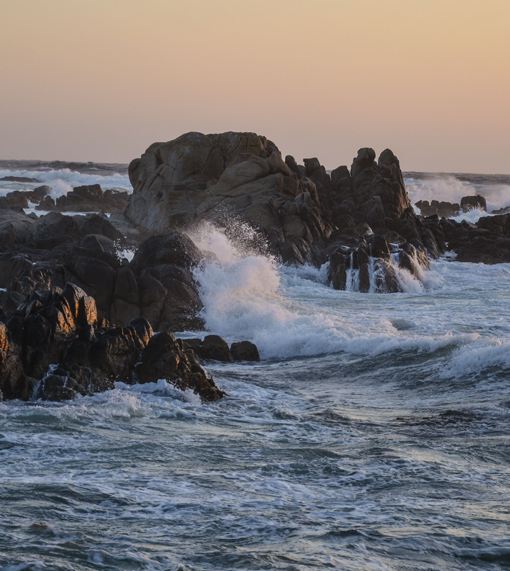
[{"left": 1, "top": 0, "right": 509, "bottom": 173}]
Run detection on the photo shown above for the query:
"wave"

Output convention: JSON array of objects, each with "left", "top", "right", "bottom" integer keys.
[
  {"left": 187, "top": 223, "right": 481, "bottom": 361},
  {"left": 0, "top": 166, "right": 131, "bottom": 199},
  {"left": 405, "top": 174, "right": 510, "bottom": 214}
]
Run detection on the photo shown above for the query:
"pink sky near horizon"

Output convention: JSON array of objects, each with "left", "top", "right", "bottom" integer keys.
[{"left": 1, "top": 0, "right": 509, "bottom": 173}]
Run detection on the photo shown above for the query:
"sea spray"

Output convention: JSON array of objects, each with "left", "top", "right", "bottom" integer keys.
[
  {"left": 187, "top": 223, "right": 475, "bottom": 361},
  {"left": 405, "top": 173, "right": 510, "bottom": 214}
]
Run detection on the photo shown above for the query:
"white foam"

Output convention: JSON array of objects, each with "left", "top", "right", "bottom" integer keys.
[
  {"left": 405, "top": 175, "right": 510, "bottom": 215},
  {"left": 451, "top": 208, "right": 491, "bottom": 224},
  {"left": 189, "top": 224, "right": 483, "bottom": 361},
  {"left": 440, "top": 341, "right": 510, "bottom": 379},
  {"left": 0, "top": 167, "right": 131, "bottom": 199}
]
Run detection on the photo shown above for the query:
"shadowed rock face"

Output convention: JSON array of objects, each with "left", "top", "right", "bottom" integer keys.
[{"left": 0, "top": 231, "right": 206, "bottom": 332}]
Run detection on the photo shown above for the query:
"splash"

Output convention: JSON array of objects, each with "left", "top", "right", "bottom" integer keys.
[
  {"left": 406, "top": 174, "right": 510, "bottom": 215},
  {"left": 0, "top": 167, "right": 131, "bottom": 199},
  {"left": 188, "top": 223, "right": 469, "bottom": 361}
]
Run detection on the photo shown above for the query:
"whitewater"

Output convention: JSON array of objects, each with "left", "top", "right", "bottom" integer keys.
[{"left": 1, "top": 165, "right": 510, "bottom": 570}]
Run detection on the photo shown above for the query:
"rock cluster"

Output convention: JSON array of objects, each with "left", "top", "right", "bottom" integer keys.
[
  {"left": 2, "top": 130, "right": 509, "bottom": 403},
  {"left": 440, "top": 213, "right": 510, "bottom": 263},
  {"left": 38, "top": 184, "right": 128, "bottom": 213},
  {"left": 125, "top": 133, "right": 445, "bottom": 292},
  {"left": 0, "top": 228, "right": 205, "bottom": 331},
  {"left": 416, "top": 195, "right": 487, "bottom": 218},
  {"left": 0, "top": 283, "right": 224, "bottom": 403},
  {"left": 184, "top": 336, "right": 260, "bottom": 362},
  {"left": 0, "top": 183, "right": 127, "bottom": 214}
]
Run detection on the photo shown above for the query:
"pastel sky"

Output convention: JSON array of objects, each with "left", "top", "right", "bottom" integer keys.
[{"left": 1, "top": 0, "right": 509, "bottom": 173}]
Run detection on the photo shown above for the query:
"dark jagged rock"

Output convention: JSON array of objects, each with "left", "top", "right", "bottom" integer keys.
[
  {"left": 126, "top": 232, "right": 205, "bottom": 331},
  {"left": 416, "top": 200, "right": 460, "bottom": 218},
  {"left": 130, "top": 232, "right": 203, "bottom": 273},
  {"left": 439, "top": 213, "right": 510, "bottom": 263},
  {"left": 0, "top": 282, "right": 225, "bottom": 403},
  {"left": 34, "top": 184, "right": 128, "bottom": 214},
  {"left": 0, "top": 176, "right": 40, "bottom": 183},
  {"left": 182, "top": 335, "right": 260, "bottom": 363}
]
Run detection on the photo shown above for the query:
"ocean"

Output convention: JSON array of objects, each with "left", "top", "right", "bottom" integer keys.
[{"left": 1, "top": 163, "right": 510, "bottom": 570}]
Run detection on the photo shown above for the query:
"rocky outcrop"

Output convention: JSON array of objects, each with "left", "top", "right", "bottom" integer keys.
[
  {"left": 0, "top": 210, "right": 124, "bottom": 249},
  {"left": 0, "top": 284, "right": 224, "bottom": 403},
  {"left": 125, "top": 132, "right": 334, "bottom": 266},
  {"left": 440, "top": 213, "right": 510, "bottom": 263},
  {"left": 37, "top": 184, "right": 128, "bottom": 213},
  {"left": 184, "top": 336, "right": 260, "bottom": 363},
  {"left": 461, "top": 195, "right": 486, "bottom": 212},
  {"left": 0, "top": 231, "right": 205, "bottom": 332},
  {"left": 125, "top": 132, "right": 444, "bottom": 291},
  {"left": 416, "top": 200, "right": 460, "bottom": 218}
]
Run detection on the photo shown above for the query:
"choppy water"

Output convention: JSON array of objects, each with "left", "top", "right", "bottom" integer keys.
[{"left": 1, "top": 164, "right": 510, "bottom": 570}]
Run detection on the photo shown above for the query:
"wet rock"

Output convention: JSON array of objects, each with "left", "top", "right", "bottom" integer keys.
[
  {"left": 230, "top": 341, "right": 260, "bottom": 362},
  {"left": 135, "top": 332, "right": 225, "bottom": 401},
  {"left": 130, "top": 233, "right": 203, "bottom": 274},
  {"left": 0, "top": 176, "right": 39, "bottom": 183},
  {"left": 461, "top": 195, "right": 486, "bottom": 212},
  {"left": 196, "top": 335, "right": 232, "bottom": 362},
  {"left": 0, "top": 322, "right": 29, "bottom": 401}
]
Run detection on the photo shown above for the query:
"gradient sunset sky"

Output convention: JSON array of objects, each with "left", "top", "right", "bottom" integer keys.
[{"left": 1, "top": 0, "right": 509, "bottom": 173}]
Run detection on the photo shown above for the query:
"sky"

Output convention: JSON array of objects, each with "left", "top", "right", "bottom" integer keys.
[{"left": 1, "top": 0, "right": 509, "bottom": 173}]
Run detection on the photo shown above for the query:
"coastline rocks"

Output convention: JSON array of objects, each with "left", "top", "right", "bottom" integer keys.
[
  {"left": 230, "top": 340, "right": 260, "bottom": 362},
  {"left": 0, "top": 284, "right": 225, "bottom": 403},
  {"left": 441, "top": 213, "right": 510, "bottom": 263},
  {"left": 0, "top": 230, "right": 206, "bottom": 334},
  {"left": 124, "top": 132, "right": 442, "bottom": 291},
  {"left": 0, "top": 176, "right": 40, "bottom": 183},
  {"left": 125, "top": 131, "right": 333, "bottom": 266},
  {"left": 135, "top": 332, "right": 225, "bottom": 401},
  {"left": 38, "top": 184, "right": 129, "bottom": 213},
  {"left": 184, "top": 336, "right": 260, "bottom": 362},
  {"left": 416, "top": 200, "right": 460, "bottom": 218}
]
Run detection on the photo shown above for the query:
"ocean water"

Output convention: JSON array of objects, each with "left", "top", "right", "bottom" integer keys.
[{"left": 1, "top": 165, "right": 510, "bottom": 570}]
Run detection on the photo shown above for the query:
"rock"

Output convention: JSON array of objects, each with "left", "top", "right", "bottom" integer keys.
[
  {"left": 230, "top": 341, "right": 260, "bottom": 361},
  {"left": 196, "top": 335, "right": 232, "bottom": 362},
  {"left": 90, "top": 323, "right": 143, "bottom": 383},
  {"left": 135, "top": 332, "right": 225, "bottom": 401},
  {"left": 0, "top": 322, "right": 29, "bottom": 400},
  {"left": 130, "top": 233, "right": 203, "bottom": 273},
  {"left": 124, "top": 132, "right": 331, "bottom": 266},
  {"left": 0, "top": 176, "right": 39, "bottom": 183},
  {"left": 461, "top": 195, "right": 487, "bottom": 212},
  {"left": 416, "top": 200, "right": 460, "bottom": 218},
  {"left": 128, "top": 233, "right": 205, "bottom": 331}
]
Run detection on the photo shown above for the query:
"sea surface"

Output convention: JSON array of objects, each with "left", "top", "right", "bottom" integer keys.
[{"left": 1, "top": 163, "right": 510, "bottom": 570}]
